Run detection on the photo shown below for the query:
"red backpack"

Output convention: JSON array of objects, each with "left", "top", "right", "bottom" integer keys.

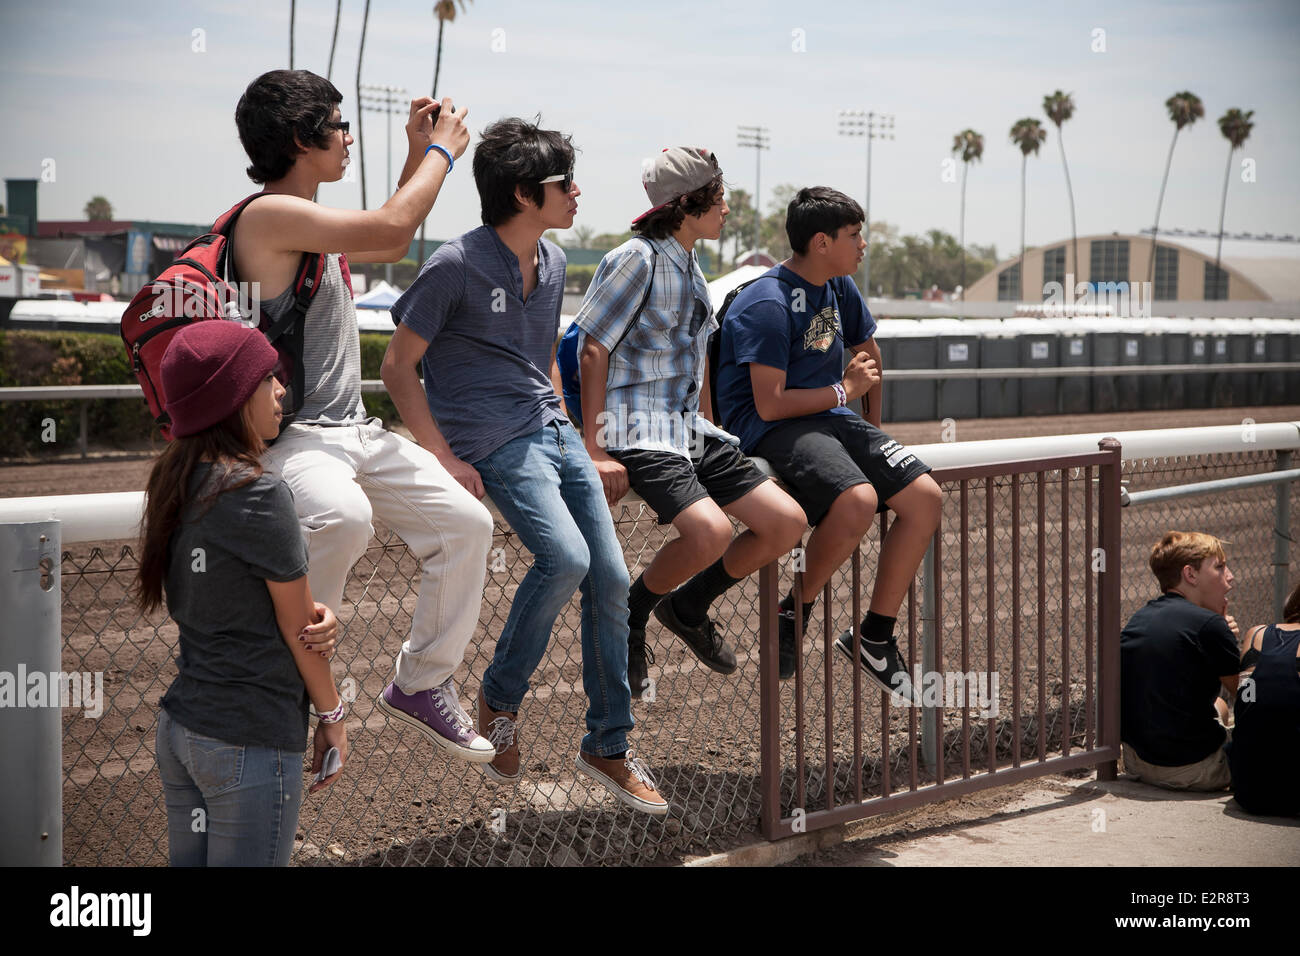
[{"left": 120, "top": 193, "right": 347, "bottom": 439}]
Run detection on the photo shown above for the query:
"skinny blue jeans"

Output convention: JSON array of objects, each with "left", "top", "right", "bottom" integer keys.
[
  {"left": 476, "top": 420, "right": 633, "bottom": 757},
  {"left": 155, "top": 708, "right": 303, "bottom": 866}
]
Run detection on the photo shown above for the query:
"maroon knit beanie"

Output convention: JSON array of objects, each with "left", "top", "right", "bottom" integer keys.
[{"left": 161, "top": 321, "right": 278, "bottom": 438}]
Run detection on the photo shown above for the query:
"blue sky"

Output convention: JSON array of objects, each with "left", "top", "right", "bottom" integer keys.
[{"left": 2, "top": 0, "right": 1297, "bottom": 261}]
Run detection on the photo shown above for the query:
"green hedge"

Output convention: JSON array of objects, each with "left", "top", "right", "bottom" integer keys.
[
  {"left": 357, "top": 333, "right": 399, "bottom": 425},
  {"left": 0, "top": 331, "right": 159, "bottom": 457},
  {"left": 565, "top": 263, "right": 597, "bottom": 294},
  {"left": 0, "top": 330, "right": 404, "bottom": 457}
]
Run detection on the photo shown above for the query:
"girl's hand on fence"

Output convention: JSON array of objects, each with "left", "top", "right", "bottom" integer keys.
[
  {"left": 299, "top": 602, "right": 339, "bottom": 659},
  {"left": 309, "top": 720, "right": 348, "bottom": 794}
]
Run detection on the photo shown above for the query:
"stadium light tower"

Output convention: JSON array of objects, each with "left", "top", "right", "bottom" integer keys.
[
  {"left": 837, "top": 110, "right": 894, "bottom": 294},
  {"left": 736, "top": 125, "right": 771, "bottom": 265},
  {"left": 361, "top": 83, "right": 409, "bottom": 284}
]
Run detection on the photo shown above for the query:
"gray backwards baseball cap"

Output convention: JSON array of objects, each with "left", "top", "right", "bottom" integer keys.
[{"left": 632, "top": 146, "right": 722, "bottom": 224}]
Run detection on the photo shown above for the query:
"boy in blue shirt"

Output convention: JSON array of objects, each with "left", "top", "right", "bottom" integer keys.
[
  {"left": 715, "top": 186, "right": 942, "bottom": 700},
  {"left": 384, "top": 118, "right": 666, "bottom": 815}
]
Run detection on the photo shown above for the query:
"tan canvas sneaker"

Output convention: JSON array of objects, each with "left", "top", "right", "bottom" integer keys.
[
  {"left": 576, "top": 750, "right": 669, "bottom": 815},
  {"left": 477, "top": 687, "right": 521, "bottom": 783}
]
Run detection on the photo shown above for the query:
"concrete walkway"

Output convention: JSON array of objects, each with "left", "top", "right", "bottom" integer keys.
[
  {"left": 688, "top": 774, "right": 1299, "bottom": 867},
  {"left": 794, "top": 776, "right": 1300, "bottom": 867}
]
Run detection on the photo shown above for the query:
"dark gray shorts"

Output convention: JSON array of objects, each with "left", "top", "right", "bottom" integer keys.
[
  {"left": 753, "top": 414, "right": 931, "bottom": 526},
  {"left": 610, "top": 435, "right": 769, "bottom": 525}
]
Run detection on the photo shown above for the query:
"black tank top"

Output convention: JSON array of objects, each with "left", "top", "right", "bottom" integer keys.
[{"left": 1228, "top": 625, "right": 1300, "bottom": 817}]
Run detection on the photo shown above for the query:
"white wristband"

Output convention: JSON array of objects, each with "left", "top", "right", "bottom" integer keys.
[
  {"left": 832, "top": 383, "right": 847, "bottom": 408},
  {"left": 318, "top": 699, "right": 346, "bottom": 724}
]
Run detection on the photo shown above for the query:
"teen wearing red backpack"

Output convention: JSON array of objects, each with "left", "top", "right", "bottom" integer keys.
[{"left": 227, "top": 70, "right": 496, "bottom": 764}]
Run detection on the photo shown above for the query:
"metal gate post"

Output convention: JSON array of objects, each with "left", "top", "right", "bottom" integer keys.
[
  {"left": 0, "top": 520, "right": 63, "bottom": 866},
  {"left": 1095, "top": 439, "right": 1122, "bottom": 782},
  {"left": 758, "top": 560, "right": 782, "bottom": 839},
  {"left": 920, "top": 539, "right": 937, "bottom": 776},
  {"left": 1274, "top": 450, "right": 1291, "bottom": 622}
]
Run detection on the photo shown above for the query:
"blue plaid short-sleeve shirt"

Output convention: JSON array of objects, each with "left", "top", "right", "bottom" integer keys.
[{"left": 574, "top": 235, "right": 736, "bottom": 457}]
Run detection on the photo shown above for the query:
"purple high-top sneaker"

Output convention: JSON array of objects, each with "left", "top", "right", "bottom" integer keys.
[{"left": 380, "top": 678, "right": 495, "bottom": 763}]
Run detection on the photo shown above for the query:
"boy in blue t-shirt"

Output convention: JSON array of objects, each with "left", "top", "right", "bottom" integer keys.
[{"left": 715, "top": 186, "right": 942, "bottom": 701}]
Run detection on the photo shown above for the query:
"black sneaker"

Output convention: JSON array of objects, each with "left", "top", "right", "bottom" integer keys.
[
  {"left": 654, "top": 595, "right": 738, "bottom": 675},
  {"left": 833, "top": 630, "right": 921, "bottom": 705},
  {"left": 627, "top": 627, "right": 655, "bottom": 699}
]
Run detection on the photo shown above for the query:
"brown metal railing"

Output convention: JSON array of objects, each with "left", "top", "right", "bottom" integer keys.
[{"left": 758, "top": 438, "right": 1123, "bottom": 839}]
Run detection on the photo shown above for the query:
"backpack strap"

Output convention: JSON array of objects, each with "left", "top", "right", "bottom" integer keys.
[
  {"left": 214, "top": 192, "right": 326, "bottom": 343},
  {"left": 211, "top": 193, "right": 267, "bottom": 236},
  {"left": 262, "top": 251, "right": 324, "bottom": 342},
  {"left": 607, "top": 235, "right": 658, "bottom": 356}
]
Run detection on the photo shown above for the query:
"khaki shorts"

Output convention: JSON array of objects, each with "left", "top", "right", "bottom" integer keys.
[{"left": 1121, "top": 735, "right": 1232, "bottom": 792}]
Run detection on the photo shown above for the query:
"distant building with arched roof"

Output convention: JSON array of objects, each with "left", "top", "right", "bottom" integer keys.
[{"left": 963, "top": 233, "right": 1298, "bottom": 303}]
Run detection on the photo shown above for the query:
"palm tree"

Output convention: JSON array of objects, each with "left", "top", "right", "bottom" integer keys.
[
  {"left": 326, "top": 0, "right": 342, "bottom": 80},
  {"left": 1009, "top": 118, "right": 1046, "bottom": 300},
  {"left": 1147, "top": 92, "right": 1204, "bottom": 288},
  {"left": 571, "top": 225, "right": 594, "bottom": 249},
  {"left": 84, "top": 196, "right": 114, "bottom": 221},
  {"left": 1212, "top": 108, "right": 1255, "bottom": 298},
  {"left": 951, "top": 129, "right": 984, "bottom": 301},
  {"left": 356, "top": 0, "right": 371, "bottom": 208},
  {"left": 1043, "top": 91, "right": 1078, "bottom": 282},
  {"left": 416, "top": 1, "right": 471, "bottom": 263},
  {"left": 432, "top": 1, "right": 469, "bottom": 101}
]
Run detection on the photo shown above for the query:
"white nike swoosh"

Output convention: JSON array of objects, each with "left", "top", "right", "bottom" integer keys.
[{"left": 863, "top": 650, "right": 888, "bottom": 670}]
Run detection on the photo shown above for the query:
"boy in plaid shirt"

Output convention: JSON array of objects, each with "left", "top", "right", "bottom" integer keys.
[{"left": 575, "top": 147, "right": 806, "bottom": 693}]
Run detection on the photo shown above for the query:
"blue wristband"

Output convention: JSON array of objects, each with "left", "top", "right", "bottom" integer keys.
[{"left": 425, "top": 143, "right": 453, "bottom": 172}]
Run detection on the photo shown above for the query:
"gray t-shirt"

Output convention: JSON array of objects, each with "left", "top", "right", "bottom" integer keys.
[
  {"left": 159, "top": 464, "right": 311, "bottom": 752},
  {"left": 389, "top": 226, "right": 567, "bottom": 464},
  {"left": 261, "top": 253, "right": 368, "bottom": 426}
]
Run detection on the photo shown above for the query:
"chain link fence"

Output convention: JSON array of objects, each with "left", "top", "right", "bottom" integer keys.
[
  {"left": 54, "top": 446, "right": 1298, "bottom": 865},
  {"left": 1117, "top": 448, "right": 1293, "bottom": 629}
]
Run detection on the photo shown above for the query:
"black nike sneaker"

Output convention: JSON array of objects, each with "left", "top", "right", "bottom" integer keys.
[{"left": 833, "top": 630, "right": 921, "bottom": 705}]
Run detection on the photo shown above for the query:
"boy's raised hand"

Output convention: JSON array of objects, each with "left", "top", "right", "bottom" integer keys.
[
  {"left": 431, "top": 97, "right": 471, "bottom": 160},
  {"left": 405, "top": 96, "right": 438, "bottom": 149}
]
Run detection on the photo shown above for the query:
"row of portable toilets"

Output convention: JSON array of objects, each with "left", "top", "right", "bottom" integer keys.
[{"left": 872, "top": 317, "right": 1300, "bottom": 422}]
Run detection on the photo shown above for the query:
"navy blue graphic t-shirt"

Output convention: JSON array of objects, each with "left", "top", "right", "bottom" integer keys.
[{"left": 715, "top": 265, "right": 875, "bottom": 453}]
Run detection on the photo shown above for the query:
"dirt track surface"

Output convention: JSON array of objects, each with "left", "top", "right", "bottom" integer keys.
[
  {"left": 15, "top": 404, "right": 1300, "bottom": 867},
  {"left": 4, "top": 405, "right": 1298, "bottom": 498}
]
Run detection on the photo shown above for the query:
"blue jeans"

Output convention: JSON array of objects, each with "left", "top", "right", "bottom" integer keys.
[
  {"left": 477, "top": 420, "right": 633, "bottom": 757},
  {"left": 155, "top": 709, "right": 303, "bottom": 866}
]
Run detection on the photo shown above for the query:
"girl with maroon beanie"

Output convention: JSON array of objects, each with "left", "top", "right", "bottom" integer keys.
[{"left": 136, "top": 320, "right": 348, "bottom": 866}]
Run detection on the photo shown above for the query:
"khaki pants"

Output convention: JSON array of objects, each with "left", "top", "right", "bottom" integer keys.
[
  {"left": 263, "top": 420, "right": 494, "bottom": 693},
  {"left": 1121, "top": 737, "right": 1232, "bottom": 792}
]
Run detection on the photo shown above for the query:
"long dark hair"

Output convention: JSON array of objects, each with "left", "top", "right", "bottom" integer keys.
[{"left": 134, "top": 405, "right": 266, "bottom": 613}]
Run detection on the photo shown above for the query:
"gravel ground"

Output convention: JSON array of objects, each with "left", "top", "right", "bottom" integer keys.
[{"left": 11, "top": 404, "right": 1299, "bottom": 866}]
